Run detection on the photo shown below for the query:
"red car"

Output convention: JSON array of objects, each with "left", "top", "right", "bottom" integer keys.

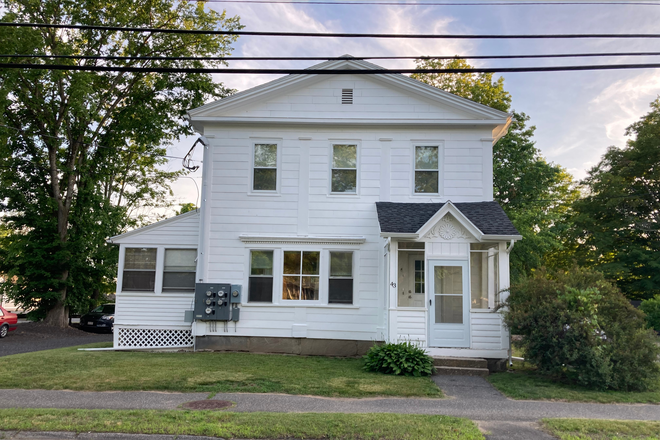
[{"left": 0, "top": 306, "right": 18, "bottom": 338}]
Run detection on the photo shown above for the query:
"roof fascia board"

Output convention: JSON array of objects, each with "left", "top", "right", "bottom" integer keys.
[
  {"left": 108, "top": 210, "right": 200, "bottom": 244},
  {"left": 189, "top": 116, "right": 510, "bottom": 126},
  {"left": 481, "top": 234, "right": 523, "bottom": 241},
  {"left": 415, "top": 202, "right": 484, "bottom": 240}
]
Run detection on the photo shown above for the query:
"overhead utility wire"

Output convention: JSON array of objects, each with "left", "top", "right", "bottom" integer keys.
[
  {"left": 5, "top": 22, "right": 660, "bottom": 39},
  {"left": 194, "top": 0, "right": 660, "bottom": 5},
  {"left": 4, "top": 63, "right": 660, "bottom": 74},
  {"left": 6, "top": 52, "right": 660, "bottom": 61}
]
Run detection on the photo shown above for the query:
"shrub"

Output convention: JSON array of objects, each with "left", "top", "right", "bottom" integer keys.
[
  {"left": 640, "top": 295, "right": 660, "bottom": 333},
  {"left": 503, "top": 266, "right": 660, "bottom": 391},
  {"left": 363, "top": 341, "right": 435, "bottom": 377}
]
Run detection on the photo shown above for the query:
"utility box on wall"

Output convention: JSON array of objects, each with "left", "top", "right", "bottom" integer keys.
[{"left": 194, "top": 283, "right": 231, "bottom": 321}]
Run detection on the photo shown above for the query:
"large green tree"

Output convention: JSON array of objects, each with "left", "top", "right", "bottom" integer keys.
[
  {"left": 0, "top": 0, "right": 241, "bottom": 325},
  {"left": 571, "top": 97, "right": 660, "bottom": 300},
  {"left": 412, "top": 58, "right": 578, "bottom": 281}
]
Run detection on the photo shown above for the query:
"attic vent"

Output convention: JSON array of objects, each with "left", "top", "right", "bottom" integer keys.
[{"left": 341, "top": 88, "right": 353, "bottom": 104}]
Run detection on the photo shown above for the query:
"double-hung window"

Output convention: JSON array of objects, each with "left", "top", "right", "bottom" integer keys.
[
  {"left": 122, "top": 248, "right": 157, "bottom": 291},
  {"left": 283, "top": 251, "right": 320, "bottom": 300},
  {"left": 329, "top": 251, "right": 353, "bottom": 304},
  {"left": 414, "top": 145, "right": 439, "bottom": 194},
  {"left": 162, "top": 249, "right": 197, "bottom": 292},
  {"left": 331, "top": 144, "right": 357, "bottom": 193},
  {"left": 249, "top": 250, "right": 274, "bottom": 302},
  {"left": 253, "top": 143, "right": 278, "bottom": 191}
]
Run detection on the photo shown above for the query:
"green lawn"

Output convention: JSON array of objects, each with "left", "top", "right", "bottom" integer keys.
[
  {"left": 493, "top": 339, "right": 660, "bottom": 404},
  {"left": 543, "top": 419, "right": 660, "bottom": 440},
  {"left": 488, "top": 362, "right": 660, "bottom": 404},
  {"left": 0, "top": 409, "right": 483, "bottom": 439},
  {"left": 0, "top": 343, "right": 441, "bottom": 398}
]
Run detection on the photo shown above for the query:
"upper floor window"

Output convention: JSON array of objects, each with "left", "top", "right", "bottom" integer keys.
[
  {"left": 283, "top": 251, "right": 320, "bottom": 300},
  {"left": 253, "top": 143, "right": 278, "bottom": 191},
  {"left": 123, "top": 248, "right": 157, "bottom": 291},
  {"left": 163, "top": 249, "right": 197, "bottom": 292},
  {"left": 414, "top": 145, "right": 439, "bottom": 194},
  {"left": 331, "top": 144, "right": 357, "bottom": 193}
]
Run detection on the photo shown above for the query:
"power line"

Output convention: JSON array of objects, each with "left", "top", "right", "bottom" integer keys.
[
  {"left": 4, "top": 22, "right": 660, "bottom": 39},
  {"left": 4, "top": 62, "right": 660, "bottom": 74},
  {"left": 5, "top": 52, "right": 660, "bottom": 62},
  {"left": 194, "top": 0, "right": 660, "bottom": 5}
]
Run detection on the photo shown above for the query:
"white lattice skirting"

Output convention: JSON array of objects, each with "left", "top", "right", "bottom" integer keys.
[{"left": 116, "top": 327, "right": 194, "bottom": 349}]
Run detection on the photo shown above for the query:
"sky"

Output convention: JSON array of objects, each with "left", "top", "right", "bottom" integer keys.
[{"left": 163, "top": 0, "right": 660, "bottom": 216}]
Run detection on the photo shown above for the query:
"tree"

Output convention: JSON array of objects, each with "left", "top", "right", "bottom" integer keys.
[
  {"left": 177, "top": 203, "right": 197, "bottom": 215},
  {"left": 413, "top": 58, "right": 578, "bottom": 281},
  {"left": 570, "top": 97, "right": 660, "bottom": 300},
  {"left": 0, "top": 0, "right": 241, "bottom": 325}
]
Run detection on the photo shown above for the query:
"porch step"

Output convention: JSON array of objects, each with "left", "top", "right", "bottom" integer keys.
[
  {"left": 432, "top": 356, "right": 488, "bottom": 369},
  {"left": 433, "top": 366, "right": 490, "bottom": 377}
]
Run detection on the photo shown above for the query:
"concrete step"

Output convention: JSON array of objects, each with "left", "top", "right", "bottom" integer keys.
[
  {"left": 432, "top": 356, "right": 488, "bottom": 369},
  {"left": 433, "top": 365, "right": 490, "bottom": 377}
]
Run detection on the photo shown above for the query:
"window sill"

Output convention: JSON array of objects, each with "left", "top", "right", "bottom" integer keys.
[
  {"left": 327, "top": 193, "right": 360, "bottom": 198},
  {"left": 470, "top": 308, "right": 500, "bottom": 313},
  {"left": 242, "top": 303, "right": 359, "bottom": 309}
]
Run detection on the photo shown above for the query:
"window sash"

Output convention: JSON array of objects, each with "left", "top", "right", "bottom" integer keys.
[
  {"left": 249, "top": 250, "right": 274, "bottom": 302},
  {"left": 331, "top": 144, "right": 357, "bottom": 193},
  {"left": 282, "top": 251, "right": 320, "bottom": 301},
  {"left": 253, "top": 143, "right": 278, "bottom": 191},
  {"left": 414, "top": 146, "right": 439, "bottom": 194},
  {"left": 329, "top": 251, "right": 353, "bottom": 305}
]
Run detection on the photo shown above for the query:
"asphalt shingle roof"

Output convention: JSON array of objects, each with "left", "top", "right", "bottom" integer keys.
[{"left": 375, "top": 201, "right": 520, "bottom": 236}]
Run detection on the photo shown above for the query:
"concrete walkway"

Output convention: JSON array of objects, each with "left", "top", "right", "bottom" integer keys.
[{"left": 0, "top": 377, "right": 657, "bottom": 440}]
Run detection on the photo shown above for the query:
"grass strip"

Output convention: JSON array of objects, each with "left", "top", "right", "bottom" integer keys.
[
  {"left": 488, "top": 363, "right": 660, "bottom": 404},
  {"left": 0, "top": 408, "right": 483, "bottom": 439},
  {"left": 0, "top": 343, "right": 441, "bottom": 398},
  {"left": 543, "top": 418, "right": 660, "bottom": 440}
]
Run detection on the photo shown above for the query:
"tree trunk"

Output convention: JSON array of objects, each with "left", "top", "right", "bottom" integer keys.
[
  {"left": 44, "top": 298, "right": 68, "bottom": 328},
  {"left": 43, "top": 269, "right": 70, "bottom": 328}
]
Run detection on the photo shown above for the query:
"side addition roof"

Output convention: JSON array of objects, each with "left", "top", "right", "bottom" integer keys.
[{"left": 375, "top": 201, "right": 521, "bottom": 239}]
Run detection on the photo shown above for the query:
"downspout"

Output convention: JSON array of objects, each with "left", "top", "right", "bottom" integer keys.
[{"left": 506, "top": 238, "right": 514, "bottom": 367}]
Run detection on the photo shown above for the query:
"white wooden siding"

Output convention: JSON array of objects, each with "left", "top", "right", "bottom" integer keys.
[
  {"left": 470, "top": 312, "right": 507, "bottom": 350},
  {"left": 394, "top": 310, "right": 427, "bottom": 344},
  {"left": 115, "top": 294, "right": 194, "bottom": 327},
  {"left": 111, "top": 211, "right": 199, "bottom": 246}
]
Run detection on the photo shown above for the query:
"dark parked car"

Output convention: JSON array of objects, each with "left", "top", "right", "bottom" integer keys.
[
  {"left": 79, "top": 304, "right": 115, "bottom": 333},
  {"left": 0, "top": 306, "right": 18, "bottom": 338}
]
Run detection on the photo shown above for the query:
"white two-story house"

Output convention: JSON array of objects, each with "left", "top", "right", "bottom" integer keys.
[{"left": 109, "top": 57, "right": 521, "bottom": 364}]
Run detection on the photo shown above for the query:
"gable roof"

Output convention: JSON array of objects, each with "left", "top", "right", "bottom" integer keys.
[
  {"left": 107, "top": 209, "right": 200, "bottom": 244},
  {"left": 187, "top": 56, "right": 511, "bottom": 137},
  {"left": 375, "top": 201, "right": 520, "bottom": 239}
]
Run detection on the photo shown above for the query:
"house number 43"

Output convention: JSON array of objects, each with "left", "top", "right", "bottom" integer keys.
[{"left": 390, "top": 282, "right": 397, "bottom": 288}]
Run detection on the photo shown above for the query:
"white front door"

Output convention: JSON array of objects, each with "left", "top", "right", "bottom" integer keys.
[{"left": 428, "top": 259, "right": 470, "bottom": 348}]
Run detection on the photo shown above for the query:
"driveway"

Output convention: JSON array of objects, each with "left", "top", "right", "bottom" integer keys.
[{"left": 0, "top": 321, "right": 112, "bottom": 357}]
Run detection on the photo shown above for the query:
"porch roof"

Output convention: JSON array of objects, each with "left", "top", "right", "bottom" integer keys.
[{"left": 375, "top": 201, "right": 520, "bottom": 236}]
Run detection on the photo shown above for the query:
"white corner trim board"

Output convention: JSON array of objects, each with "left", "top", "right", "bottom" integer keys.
[{"left": 238, "top": 234, "right": 367, "bottom": 245}]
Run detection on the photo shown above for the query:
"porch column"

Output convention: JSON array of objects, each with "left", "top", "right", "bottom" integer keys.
[{"left": 388, "top": 239, "right": 398, "bottom": 343}]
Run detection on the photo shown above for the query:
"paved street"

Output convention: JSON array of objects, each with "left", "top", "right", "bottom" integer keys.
[
  {"left": 0, "top": 376, "right": 657, "bottom": 439},
  {"left": 0, "top": 322, "right": 112, "bottom": 357}
]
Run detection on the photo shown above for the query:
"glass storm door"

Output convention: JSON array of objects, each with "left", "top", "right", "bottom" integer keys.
[{"left": 428, "top": 260, "right": 470, "bottom": 348}]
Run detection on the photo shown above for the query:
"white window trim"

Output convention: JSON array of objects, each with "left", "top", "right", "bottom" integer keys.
[
  {"left": 411, "top": 141, "right": 444, "bottom": 197},
  {"left": 250, "top": 138, "right": 282, "bottom": 195},
  {"left": 328, "top": 141, "right": 360, "bottom": 195},
  {"left": 244, "top": 247, "right": 360, "bottom": 307},
  {"left": 328, "top": 250, "right": 357, "bottom": 306},
  {"left": 162, "top": 248, "right": 198, "bottom": 294},
  {"left": 246, "top": 248, "right": 277, "bottom": 303},
  {"left": 119, "top": 245, "right": 198, "bottom": 295}
]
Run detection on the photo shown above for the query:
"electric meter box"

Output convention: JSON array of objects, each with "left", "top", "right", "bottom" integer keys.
[
  {"left": 194, "top": 283, "right": 231, "bottom": 321},
  {"left": 230, "top": 284, "right": 242, "bottom": 303}
]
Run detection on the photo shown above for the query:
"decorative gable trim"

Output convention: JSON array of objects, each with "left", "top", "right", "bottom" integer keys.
[
  {"left": 415, "top": 201, "right": 483, "bottom": 241},
  {"left": 186, "top": 56, "right": 511, "bottom": 126}
]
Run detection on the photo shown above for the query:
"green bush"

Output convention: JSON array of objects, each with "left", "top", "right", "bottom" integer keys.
[
  {"left": 640, "top": 295, "right": 660, "bottom": 332},
  {"left": 503, "top": 266, "right": 660, "bottom": 391},
  {"left": 363, "top": 341, "right": 435, "bottom": 377}
]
